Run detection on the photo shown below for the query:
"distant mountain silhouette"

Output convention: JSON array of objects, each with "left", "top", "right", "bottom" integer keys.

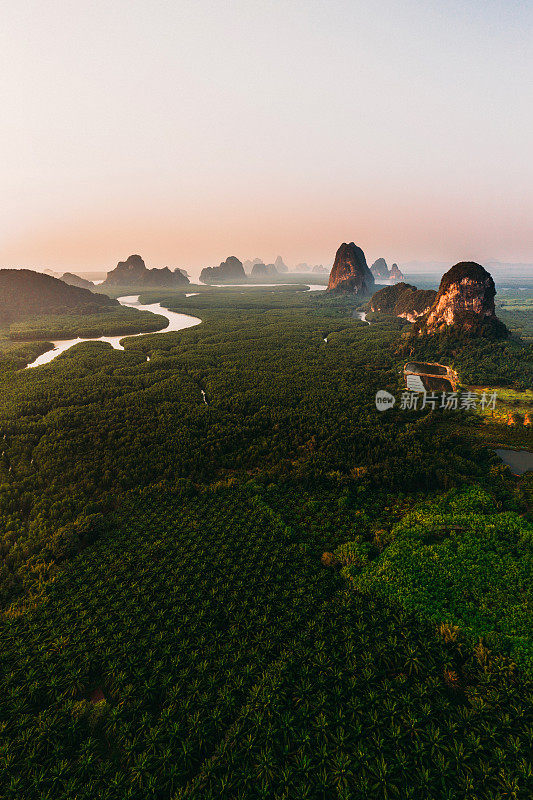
[
  {"left": 370, "top": 258, "right": 389, "bottom": 280},
  {"left": 60, "top": 272, "right": 95, "bottom": 290},
  {"left": 390, "top": 263, "right": 405, "bottom": 282},
  {"left": 104, "top": 255, "right": 190, "bottom": 288},
  {"left": 251, "top": 262, "right": 278, "bottom": 278},
  {"left": 200, "top": 256, "right": 246, "bottom": 284},
  {"left": 369, "top": 259, "right": 405, "bottom": 282},
  {"left": 0, "top": 269, "right": 117, "bottom": 326}
]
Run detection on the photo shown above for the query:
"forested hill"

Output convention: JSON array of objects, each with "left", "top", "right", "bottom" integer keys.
[{"left": 0, "top": 269, "right": 117, "bottom": 325}]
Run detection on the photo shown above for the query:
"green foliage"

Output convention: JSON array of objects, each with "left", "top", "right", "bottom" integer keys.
[
  {"left": 497, "top": 300, "right": 533, "bottom": 343},
  {"left": 0, "top": 337, "right": 52, "bottom": 373},
  {"left": 180, "top": 591, "right": 533, "bottom": 800},
  {"left": 7, "top": 308, "right": 168, "bottom": 341},
  {"left": 0, "top": 284, "right": 531, "bottom": 797},
  {"left": 348, "top": 487, "right": 533, "bottom": 673},
  {"left": 404, "top": 328, "right": 533, "bottom": 389},
  {"left": 0, "top": 487, "right": 340, "bottom": 797},
  {"left": 334, "top": 539, "right": 372, "bottom": 569},
  {"left": 0, "top": 489, "right": 532, "bottom": 799},
  {"left": 369, "top": 282, "right": 437, "bottom": 317},
  {"left": 0, "top": 300, "right": 497, "bottom": 607},
  {"left": 0, "top": 269, "right": 116, "bottom": 325}
]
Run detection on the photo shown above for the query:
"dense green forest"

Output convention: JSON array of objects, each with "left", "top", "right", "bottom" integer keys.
[
  {"left": 344, "top": 485, "right": 533, "bottom": 672},
  {"left": 0, "top": 270, "right": 117, "bottom": 324},
  {"left": 0, "top": 271, "right": 169, "bottom": 371},
  {"left": 0, "top": 282, "right": 531, "bottom": 798},
  {"left": 7, "top": 308, "right": 168, "bottom": 342},
  {"left": 401, "top": 328, "right": 532, "bottom": 389}
]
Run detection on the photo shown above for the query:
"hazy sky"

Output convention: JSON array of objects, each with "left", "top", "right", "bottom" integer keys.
[{"left": 2, "top": 0, "right": 532, "bottom": 273}]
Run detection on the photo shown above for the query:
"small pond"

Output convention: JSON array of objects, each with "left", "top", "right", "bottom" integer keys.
[{"left": 494, "top": 448, "right": 533, "bottom": 475}]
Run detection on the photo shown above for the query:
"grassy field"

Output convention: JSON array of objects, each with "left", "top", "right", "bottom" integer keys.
[
  {"left": 475, "top": 386, "right": 533, "bottom": 418},
  {"left": 496, "top": 298, "right": 533, "bottom": 342}
]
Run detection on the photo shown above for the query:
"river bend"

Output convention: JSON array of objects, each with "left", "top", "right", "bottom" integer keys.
[{"left": 26, "top": 296, "right": 201, "bottom": 368}]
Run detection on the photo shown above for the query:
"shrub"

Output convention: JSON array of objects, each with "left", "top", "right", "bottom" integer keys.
[
  {"left": 347, "top": 487, "right": 533, "bottom": 675},
  {"left": 320, "top": 551, "right": 337, "bottom": 567},
  {"left": 333, "top": 540, "right": 371, "bottom": 570}
]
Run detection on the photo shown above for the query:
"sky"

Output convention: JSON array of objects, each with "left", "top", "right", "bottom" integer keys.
[{"left": 1, "top": 0, "right": 532, "bottom": 276}]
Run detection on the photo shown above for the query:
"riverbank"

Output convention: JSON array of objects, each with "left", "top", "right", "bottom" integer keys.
[
  {"left": 26, "top": 296, "right": 202, "bottom": 368},
  {"left": 494, "top": 447, "right": 533, "bottom": 475}
]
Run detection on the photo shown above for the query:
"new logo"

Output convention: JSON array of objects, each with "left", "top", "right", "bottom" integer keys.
[{"left": 375, "top": 390, "right": 396, "bottom": 411}]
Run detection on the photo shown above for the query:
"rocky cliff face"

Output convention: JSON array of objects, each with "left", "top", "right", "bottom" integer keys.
[
  {"left": 327, "top": 243, "right": 375, "bottom": 294},
  {"left": 390, "top": 263, "right": 405, "bottom": 282},
  {"left": 200, "top": 256, "right": 246, "bottom": 284},
  {"left": 369, "top": 259, "right": 404, "bottom": 282},
  {"left": 422, "top": 262, "right": 504, "bottom": 335},
  {"left": 369, "top": 282, "right": 437, "bottom": 322},
  {"left": 396, "top": 288, "right": 437, "bottom": 322},
  {"left": 104, "top": 255, "right": 189, "bottom": 288},
  {"left": 370, "top": 258, "right": 390, "bottom": 280}
]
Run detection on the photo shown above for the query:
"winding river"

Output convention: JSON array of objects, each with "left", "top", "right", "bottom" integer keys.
[
  {"left": 26, "top": 284, "right": 327, "bottom": 369},
  {"left": 211, "top": 283, "right": 327, "bottom": 291},
  {"left": 26, "top": 296, "right": 202, "bottom": 368}
]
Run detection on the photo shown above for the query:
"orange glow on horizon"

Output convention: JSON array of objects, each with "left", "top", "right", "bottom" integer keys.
[{"left": 2, "top": 188, "right": 531, "bottom": 275}]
